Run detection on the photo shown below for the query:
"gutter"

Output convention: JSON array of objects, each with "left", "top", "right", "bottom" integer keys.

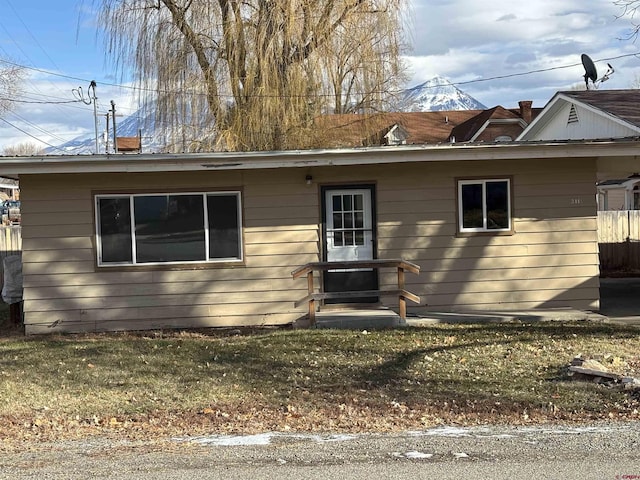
[{"left": 0, "top": 138, "right": 638, "bottom": 176}]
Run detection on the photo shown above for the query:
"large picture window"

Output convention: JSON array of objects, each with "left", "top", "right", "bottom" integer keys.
[
  {"left": 96, "top": 192, "right": 242, "bottom": 266},
  {"left": 457, "top": 179, "right": 511, "bottom": 233}
]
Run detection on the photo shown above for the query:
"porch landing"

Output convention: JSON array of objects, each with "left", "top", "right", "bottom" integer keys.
[
  {"left": 313, "top": 307, "right": 404, "bottom": 329},
  {"left": 298, "top": 307, "right": 609, "bottom": 330}
]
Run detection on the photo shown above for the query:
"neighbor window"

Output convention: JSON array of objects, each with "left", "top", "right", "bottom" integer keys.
[
  {"left": 457, "top": 179, "right": 511, "bottom": 233},
  {"left": 95, "top": 192, "right": 242, "bottom": 266}
]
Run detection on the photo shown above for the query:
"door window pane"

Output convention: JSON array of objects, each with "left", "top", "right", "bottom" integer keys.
[
  {"left": 354, "top": 194, "right": 363, "bottom": 211},
  {"left": 344, "top": 231, "right": 354, "bottom": 245},
  {"left": 332, "top": 195, "right": 342, "bottom": 212},
  {"left": 343, "top": 194, "right": 352, "bottom": 211},
  {"left": 333, "top": 213, "right": 343, "bottom": 229},
  {"left": 344, "top": 212, "right": 354, "bottom": 228}
]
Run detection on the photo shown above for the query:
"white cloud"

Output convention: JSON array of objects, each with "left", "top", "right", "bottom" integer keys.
[
  {"left": 2, "top": 0, "right": 640, "bottom": 149},
  {"left": 0, "top": 71, "right": 139, "bottom": 152},
  {"left": 405, "top": 0, "right": 640, "bottom": 107}
]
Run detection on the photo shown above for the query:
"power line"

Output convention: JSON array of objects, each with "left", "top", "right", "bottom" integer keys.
[
  {"left": 0, "top": 117, "right": 65, "bottom": 152},
  {"left": 454, "top": 52, "right": 640, "bottom": 86},
  {"left": 2, "top": 52, "right": 639, "bottom": 101},
  {"left": 0, "top": 96, "right": 82, "bottom": 105},
  {"left": 7, "top": 111, "right": 69, "bottom": 144}
]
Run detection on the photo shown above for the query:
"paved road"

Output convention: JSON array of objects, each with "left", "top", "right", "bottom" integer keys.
[{"left": 2, "top": 424, "right": 639, "bottom": 479}]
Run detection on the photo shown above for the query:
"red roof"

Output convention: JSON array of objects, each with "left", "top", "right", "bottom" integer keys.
[{"left": 313, "top": 105, "right": 540, "bottom": 147}]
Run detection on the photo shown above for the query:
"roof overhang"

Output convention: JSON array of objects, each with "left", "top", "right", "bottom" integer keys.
[
  {"left": 0, "top": 140, "right": 639, "bottom": 177},
  {"left": 597, "top": 177, "right": 640, "bottom": 191}
]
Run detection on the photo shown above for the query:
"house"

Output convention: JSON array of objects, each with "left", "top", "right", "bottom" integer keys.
[
  {"left": 517, "top": 89, "right": 640, "bottom": 210},
  {"left": 313, "top": 100, "right": 540, "bottom": 148},
  {"left": 596, "top": 174, "right": 640, "bottom": 211},
  {"left": 0, "top": 177, "right": 19, "bottom": 201},
  {"left": 518, "top": 90, "right": 640, "bottom": 143},
  {"left": 0, "top": 136, "right": 633, "bottom": 334}
]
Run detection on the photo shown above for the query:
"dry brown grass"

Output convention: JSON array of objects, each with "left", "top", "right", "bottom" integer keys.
[{"left": 1, "top": 315, "right": 640, "bottom": 449}]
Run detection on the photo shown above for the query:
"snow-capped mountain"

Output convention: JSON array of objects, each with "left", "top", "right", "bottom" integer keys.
[
  {"left": 397, "top": 76, "right": 486, "bottom": 112},
  {"left": 47, "top": 76, "right": 485, "bottom": 154}
]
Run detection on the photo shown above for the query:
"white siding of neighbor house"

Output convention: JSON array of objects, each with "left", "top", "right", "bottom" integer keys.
[
  {"left": 19, "top": 156, "right": 599, "bottom": 333},
  {"left": 530, "top": 102, "right": 639, "bottom": 141}
]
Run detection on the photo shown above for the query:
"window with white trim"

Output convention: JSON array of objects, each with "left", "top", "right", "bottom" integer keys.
[
  {"left": 95, "top": 192, "right": 242, "bottom": 266},
  {"left": 457, "top": 179, "right": 511, "bottom": 233}
]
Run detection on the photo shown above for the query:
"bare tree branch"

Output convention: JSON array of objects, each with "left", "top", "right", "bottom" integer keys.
[{"left": 96, "top": 0, "right": 408, "bottom": 151}]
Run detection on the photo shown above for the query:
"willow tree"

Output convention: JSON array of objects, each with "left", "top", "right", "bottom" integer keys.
[
  {"left": 615, "top": 0, "right": 640, "bottom": 37},
  {"left": 97, "top": 0, "right": 408, "bottom": 152},
  {"left": 0, "top": 62, "right": 23, "bottom": 115}
]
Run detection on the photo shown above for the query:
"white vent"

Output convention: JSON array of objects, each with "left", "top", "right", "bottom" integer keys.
[{"left": 567, "top": 104, "right": 579, "bottom": 124}]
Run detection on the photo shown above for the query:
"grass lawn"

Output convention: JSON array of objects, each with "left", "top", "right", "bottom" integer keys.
[{"left": 1, "top": 305, "right": 640, "bottom": 448}]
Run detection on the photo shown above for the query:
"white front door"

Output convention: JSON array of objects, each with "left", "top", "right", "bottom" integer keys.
[
  {"left": 325, "top": 188, "right": 374, "bottom": 263},
  {"left": 323, "top": 187, "right": 377, "bottom": 302}
]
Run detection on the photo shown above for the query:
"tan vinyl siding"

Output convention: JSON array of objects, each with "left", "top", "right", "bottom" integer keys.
[
  {"left": 374, "top": 158, "right": 599, "bottom": 312},
  {"left": 20, "top": 170, "right": 319, "bottom": 333},
  {"left": 19, "top": 156, "right": 600, "bottom": 333}
]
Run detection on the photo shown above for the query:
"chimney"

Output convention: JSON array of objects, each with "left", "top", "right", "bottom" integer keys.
[{"left": 518, "top": 100, "right": 533, "bottom": 124}]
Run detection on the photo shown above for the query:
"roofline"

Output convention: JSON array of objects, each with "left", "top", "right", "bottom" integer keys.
[
  {"left": 597, "top": 177, "right": 640, "bottom": 190},
  {"left": 0, "top": 139, "right": 639, "bottom": 176}
]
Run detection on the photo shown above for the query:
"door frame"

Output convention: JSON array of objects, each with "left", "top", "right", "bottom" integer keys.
[{"left": 320, "top": 184, "right": 378, "bottom": 299}]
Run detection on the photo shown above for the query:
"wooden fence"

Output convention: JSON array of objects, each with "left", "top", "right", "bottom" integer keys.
[
  {"left": 598, "top": 210, "right": 640, "bottom": 273},
  {"left": 0, "top": 226, "right": 21, "bottom": 261}
]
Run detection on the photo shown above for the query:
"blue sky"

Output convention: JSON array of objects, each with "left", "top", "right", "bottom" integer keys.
[{"left": 0, "top": 0, "right": 639, "bottom": 150}]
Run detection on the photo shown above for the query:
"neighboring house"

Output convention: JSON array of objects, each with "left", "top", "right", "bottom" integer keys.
[
  {"left": 0, "top": 177, "right": 19, "bottom": 201},
  {"left": 596, "top": 174, "right": 640, "bottom": 211},
  {"left": 518, "top": 90, "right": 640, "bottom": 143},
  {"left": 313, "top": 101, "right": 540, "bottom": 148},
  {"left": 0, "top": 137, "right": 632, "bottom": 334},
  {"left": 518, "top": 89, "right": 640, "bottom": 209},
  {"left": 449, "top": 102, "right": 535, "bottom": 143}
]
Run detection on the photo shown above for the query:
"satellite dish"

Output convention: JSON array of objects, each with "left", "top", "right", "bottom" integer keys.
[
  {"left": 580, "top": 54, "right": 615, "bottom": 90},
  {"left": 581, "top": 54, "right": 598, "bottom": 89}
]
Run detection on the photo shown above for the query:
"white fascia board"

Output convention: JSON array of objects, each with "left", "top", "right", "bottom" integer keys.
[{"left": 0, "top": 141, "right": 639, "bottom": 177}]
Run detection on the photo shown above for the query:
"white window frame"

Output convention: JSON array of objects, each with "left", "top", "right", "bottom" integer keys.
[
  {"left": 457, "top": 178, "right": 512, "bottom": 233},
  {"left": 95, "top": 191, "right": 243, "bottom": 267}
]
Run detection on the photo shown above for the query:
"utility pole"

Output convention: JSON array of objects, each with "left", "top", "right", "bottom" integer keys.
[
  {"left": 72, "top": 81, "right": 100, "bottom": 154},
  {"left": 110, "top": 100, "right": 117, "bottom": 153},
  {"left": 104, "top": 112, "right": 110, "bottom": 153},
  {"left": 89, "top": 81, "right": 98, "bottom": 154},
  {"left": 104, "top": 109, "right": 123, "bottom": 154}
]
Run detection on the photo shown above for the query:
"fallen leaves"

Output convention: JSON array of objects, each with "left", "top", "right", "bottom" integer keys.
[{"left": 0, "top": 322, "right": 640, "bottom": 450}]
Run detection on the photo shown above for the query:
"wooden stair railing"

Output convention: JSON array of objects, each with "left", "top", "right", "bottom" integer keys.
[{"left": 292, "top": 259, "right": 421, "bottom": 326}]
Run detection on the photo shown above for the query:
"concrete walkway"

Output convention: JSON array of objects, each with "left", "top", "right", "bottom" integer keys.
[{"left": 314, "top": 277, "right": 640, "bottom": 329}]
